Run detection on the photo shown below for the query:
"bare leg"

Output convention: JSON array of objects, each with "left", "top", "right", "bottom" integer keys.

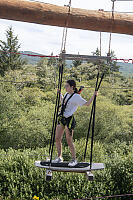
[
  {"left": 65, "top": 127, "right": 76, "bottom": 160},
  {"left": 55, "top": 124, "right": 64, "bottom": 158}
]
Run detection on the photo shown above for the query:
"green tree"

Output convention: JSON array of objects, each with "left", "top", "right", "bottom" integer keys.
[
  {"left": 72, "top": 59, "right": 82, "bottom": 67},
  {"left": 0, "top": 26, "right": 24, "bottom": 76},
  {"left": 47, "top": 52, "right": 57, "bottom": 66},
  {"left": 47, "top": 52, "right": 58, "bottom": 87},
  {"left": 36, "top": 58, "right": 56, "bottom": 90},
  {"left": 36, "top": 58, "right": 47, "bottom": 79},
  {"left": 92, "top": 47, "right": 101, "bottom": 56},
  {"left": 109, "top": 50, "right": 120, "bottom": 72},
  {"left": 91, "top": 48, "right": 120, "bottom": 75}
]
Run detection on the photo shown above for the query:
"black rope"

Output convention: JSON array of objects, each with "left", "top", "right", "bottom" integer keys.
[
  {"left": 84, "top": 72, "right": 99, "bottom": 161},
  {"left": 84, "top": 72, "right": 104, "bottom": 168},
  {"left": 49, "top": 65, "right": 62, "bottom": 156},
  {"left": 49, "top": 64, "right": 64, "bottom": 164},
  {"left": 90, "top": 73, "right": 104, "bottom": 168}
]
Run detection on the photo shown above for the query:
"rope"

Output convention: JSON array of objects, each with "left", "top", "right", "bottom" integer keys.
[
  {"left": 90, "top": 73, "right": 104, "bottom": 169},
  {"left": 49, "top": 64, "right": 62, "bottom": 157},
  {"left": 60, "top": 0, "right": 72, "bottom": 53},
  {"left": 100, "top": 32, "right": 102, "bottom": 56},
  {"left": 49, "top": 0, "right": 72, "bottom": 161},
  {"left": 108, "top": 0, "right": 115, "bottom": 56},
  {"left": 89, "top": 72, "right": 99, "bottom": 169},
  {"left": 83, "top": 73, "right": 99, "bottom": 162},
  {"left": 98, "top": 9, "right": 102, "bottom": 57},
  {"left": 49, "top": 63, "right": 64, "bottom": 164},
  {"left": 84, "top": 72, "right": 104, "bottom": 165}
]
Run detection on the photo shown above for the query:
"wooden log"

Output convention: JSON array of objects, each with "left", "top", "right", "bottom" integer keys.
[{"left": 0, "top": 0, "right": 133, "bottom": 35}]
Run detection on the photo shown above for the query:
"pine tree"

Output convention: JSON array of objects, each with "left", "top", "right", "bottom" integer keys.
[
  {"left": 0, "top": 27, "right": 24, "bottom": 76},
  {"left": 72, "top": 59, "right": 82, "bottom": 67},
  {"left": 109, "top": 50, "right": 120, "bottom": 72},
  {"left": 47, "top": 52, "right": 56, "bottom": 66},
  {"left": 91, "top": 48, "right": 120, "bottom": 73},
  {"left": 47, "top": 52, "right": 57, "bottom": 88},
  {"left": 36, "top": 58, "right": 56, "bottom": 90},
  {"left": 92, "top": 47, "right": 101, "bottom": 56}
]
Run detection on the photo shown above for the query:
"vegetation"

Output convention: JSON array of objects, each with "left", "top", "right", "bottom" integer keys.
[
  {"left": 0, "top": 27, "right": 25, "bottom": 77},
  {"left": 0, "top": 27, "right": 133, "bottom": 200}
]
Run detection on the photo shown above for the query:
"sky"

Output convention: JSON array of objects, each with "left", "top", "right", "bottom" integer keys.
[{"left": 0, "top": 0, "right": 133, "bottom": 59}]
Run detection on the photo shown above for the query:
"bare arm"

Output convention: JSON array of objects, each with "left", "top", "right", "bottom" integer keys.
[
  {"left": 83, "top": 91, "right": 98, "bottom": 107},
  {"left": 60, "top": 93, "right": 63, "bottom": 103}
]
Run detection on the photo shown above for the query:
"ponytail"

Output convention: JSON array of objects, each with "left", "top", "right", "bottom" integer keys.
[
  {"left": 77, "top": 86, "right": 84, "bottom": 94},
  {"left": 74, "top": 87, "right": 78, "bottom": 93}
]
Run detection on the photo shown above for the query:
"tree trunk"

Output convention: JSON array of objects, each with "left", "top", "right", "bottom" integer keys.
[{"left": 0, "top": 0, "right": 133, "bottom": 35}]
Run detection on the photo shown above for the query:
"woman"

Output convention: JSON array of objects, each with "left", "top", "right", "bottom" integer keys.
[{"left": 53, "top": 80, "right": 98, "bottom": 166}]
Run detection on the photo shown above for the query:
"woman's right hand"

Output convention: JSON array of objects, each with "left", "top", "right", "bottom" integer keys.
[
  {"left": 94, "top": 91, "right": 98, "bottom": 96},
  {"left": 57, "top": 89, "right": 60, "bottom": 93}
]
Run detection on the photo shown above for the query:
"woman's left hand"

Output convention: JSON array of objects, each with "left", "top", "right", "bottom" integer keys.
[
  {"left": 57, "top": 89, "right": 60, "bottom": 93},
  {"left": 94, "top": 91, "right": 98, "bottom": 96}
]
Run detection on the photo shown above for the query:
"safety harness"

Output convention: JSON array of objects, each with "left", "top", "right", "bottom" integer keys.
[{"left": 60, "top": 92, "right": 75, "bottom": 117}]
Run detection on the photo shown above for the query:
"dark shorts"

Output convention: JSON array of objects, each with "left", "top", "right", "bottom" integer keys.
[{"left": 58, "top": 115, "right": 76, "bottom": 135}]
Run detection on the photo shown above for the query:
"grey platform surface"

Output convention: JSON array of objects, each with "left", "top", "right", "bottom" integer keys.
[{"left": 35, "top": 161, "right": 104, "bottom": 172}]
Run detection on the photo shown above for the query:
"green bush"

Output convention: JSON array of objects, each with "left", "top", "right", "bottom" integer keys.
[
  {"left": 0, "top": 143, "right": 133, "bottom": 200},
  {"left": 73, "top": 94, "right": 133, "bottom": 145},
  {"left": 0, "top": 83, "right": 54, "bottom": 149}
]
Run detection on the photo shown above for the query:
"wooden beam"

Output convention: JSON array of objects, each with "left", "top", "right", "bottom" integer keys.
[{"left": 0, "top": 0, "right": 133, "bottom": 35}]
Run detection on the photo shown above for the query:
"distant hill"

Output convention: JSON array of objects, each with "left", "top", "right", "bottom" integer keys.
[
  {"left": 117, "top": 62, "right": 133, "bottom": 76},
  {"left": 20, "top": 51, "right": 73, "bottom": 66},
  {"left": 20, "top": 51, "right": 43, "bottom": 65}
]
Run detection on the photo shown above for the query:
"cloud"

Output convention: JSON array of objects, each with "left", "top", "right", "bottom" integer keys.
[{"left": 0, "top": 0, "right": 133, "bottom": 59}]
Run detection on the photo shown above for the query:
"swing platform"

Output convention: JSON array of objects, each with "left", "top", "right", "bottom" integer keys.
[{"left": 34, "top": 161, "right": 104, "bottom": 173}]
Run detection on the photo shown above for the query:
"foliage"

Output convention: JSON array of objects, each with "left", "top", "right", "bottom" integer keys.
[
  {"left": 0, "top": 27, "right": 25, "bottom": 76},
  {"left": 72, "top": 59, "right": 82, "bottom": 67},
  {"left": 90, "top": 48, "right": 120, "bottom": 75},
  {"left": 36, "top": 58, "right": 57, "bottom": 90},
  {"left": 47, "top": 52, "right": 57, "bottom": 66},
  {"left": 0, "top": 30, "right": 133, "bottom": 199},
  {"left": 91, "top": 47, "right": 101, "bottom": 56},
  {"left": 0, "top": 81, "right": 55, "bottom": 149},
  {"left": 0, "top": 142, "right": 133, "bottom": 200},
  {"left": 0, "top": 69, "right": 133, "bottom": 150}
]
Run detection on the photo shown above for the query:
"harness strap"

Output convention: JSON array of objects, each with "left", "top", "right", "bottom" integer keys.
[
  {"left": 60, "top": 92, "right": 75, "bottom": 116},
  {"left": 62, "top": 93, "right": 69, "bottom": 105}
]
